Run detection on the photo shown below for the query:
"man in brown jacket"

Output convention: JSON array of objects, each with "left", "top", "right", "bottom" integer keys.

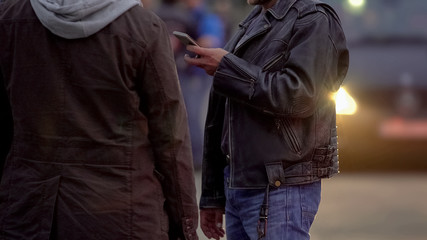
[{"left": 0, "top": 0, "right": 198, "bottom": 239}]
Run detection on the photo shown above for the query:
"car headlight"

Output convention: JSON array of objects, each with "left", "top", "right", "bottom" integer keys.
[
  {"left": 348, "top": 0, "right": 365, "bottom": 8},
  {"left": 333, "top": 87, "right": 357, "bottom": 115}
]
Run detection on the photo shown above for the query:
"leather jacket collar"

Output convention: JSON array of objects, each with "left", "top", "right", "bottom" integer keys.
[
  {"left": 267, "top": 0, "right": 298, "bottom": 19},
  {"left": 239, "top": 0, "right": 298, "bottom": 29}
]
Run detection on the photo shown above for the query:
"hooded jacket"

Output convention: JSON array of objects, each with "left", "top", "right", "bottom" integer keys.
[
  {"left": 30, "top": 0, "right": 138, "bottom": 39},
  {"left": 0, "top": 0, "right": 198, "bottom": 239}
]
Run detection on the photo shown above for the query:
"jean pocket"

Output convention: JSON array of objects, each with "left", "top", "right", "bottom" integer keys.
[
  {"left": 300, "top": 181, "right": 321, "bottom": 231},
  {"left": 302, "top": 211, "right": 317, "bottom": 231}
]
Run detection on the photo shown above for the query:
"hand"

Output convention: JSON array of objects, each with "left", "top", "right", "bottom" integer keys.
[
  {"left": 200, "top": 208, "right": 225, "bottom": 240},
  {"left": 184, "top": 46, "right": 229, "bottom": 76}
]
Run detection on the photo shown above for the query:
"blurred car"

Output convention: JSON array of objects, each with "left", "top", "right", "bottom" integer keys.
[{"left": 325, "top": 0, "right": 427, "bottom": 172}]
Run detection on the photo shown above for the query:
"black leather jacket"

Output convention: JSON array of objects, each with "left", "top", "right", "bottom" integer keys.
[{"left": 200, "top": 0, "right": 349, "bottom": 208}]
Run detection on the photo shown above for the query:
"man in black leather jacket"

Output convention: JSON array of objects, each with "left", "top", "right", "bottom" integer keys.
[{"left": 185, "top": 0, "right": 349, "bottom": 239}]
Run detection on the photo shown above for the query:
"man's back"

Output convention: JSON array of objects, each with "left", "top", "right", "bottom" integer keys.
[{"left": 0, "top": 1, "right": 198, "bottom": 239}]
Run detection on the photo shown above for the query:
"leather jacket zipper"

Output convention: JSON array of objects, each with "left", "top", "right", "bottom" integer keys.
[
  {"left": 215, "top": 71, "right": 255, "bottom": 100},
  {"left": 263, "top": 51, "right": 285, "bottom": 71},
  {"left": 227, "top": 99, "right": 234, "bottom": 187},
  {"left": 276, "top": 119, "right": 301, "bottom": 154}
]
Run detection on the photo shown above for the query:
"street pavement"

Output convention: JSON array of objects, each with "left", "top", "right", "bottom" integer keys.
[{"left": 194, "top": 171, "right": 427, "bottom": 240}]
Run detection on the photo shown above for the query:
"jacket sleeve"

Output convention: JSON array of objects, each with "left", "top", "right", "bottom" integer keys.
[
  {"left": 199, "top": 89, "right": 227, "bottom": 209},
  {"left": 0, "top": 69, "right": 13, "bottom": 179},
  {"left": 136, "top": 18, "right": 198, "bottom": 240},
  {"left": 213, "top": 10, "right": 348, "bottom": 118}
]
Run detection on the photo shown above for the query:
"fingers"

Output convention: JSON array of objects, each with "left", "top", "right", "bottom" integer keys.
[
  {"left": 200, "top": 210, "right": 217, "bottom": 239},
  {"left": 183, "top": 54, "right": 217, "bottom": 76},
  {"left": 184, "top": 46, "right": 228, "bottom": 76},
  {"left": 200, "top": 208, "right": 225, "bottom": 239},
  {"left": 183, "top": 53, "right": 204, "bottom": 66},
  {"left": 214, "top": 211, "right": 225, "bottom": 236},
  {"left": 186, "top": 45, "right": 204, "bottom": 55},
  {"left": 183, "top": 46, "right": 207, "bottom": 65}
]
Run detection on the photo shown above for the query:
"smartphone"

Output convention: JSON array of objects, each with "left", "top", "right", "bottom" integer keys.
[{"left": 173, "top": 31, "right": 199, "bottom": 47}]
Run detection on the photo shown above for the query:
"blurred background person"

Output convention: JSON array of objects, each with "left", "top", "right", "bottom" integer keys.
[
  {"left": 182, "top": 0, "right": 225, "bottom": 48},
  {"left": 156, "top": 0, "right": 197, "bottom": 87},
  {"left": 157, "top": 0, "right": 226, "bottom": 170}
]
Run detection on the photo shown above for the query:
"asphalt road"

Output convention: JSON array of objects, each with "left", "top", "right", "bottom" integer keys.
[{"left": 194, "top": 171, "right": 427, "bottom": 240}]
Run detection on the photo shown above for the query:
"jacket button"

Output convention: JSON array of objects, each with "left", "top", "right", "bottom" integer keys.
[
  {"left": 274, "top": 180, "right": 281, "bottom": 187},
  {"left": 185, "top": 218, "right": 193, "bottom": 225}
]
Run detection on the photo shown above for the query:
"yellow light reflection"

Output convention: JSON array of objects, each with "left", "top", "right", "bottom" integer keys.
[
  {"left": 348, "top": 0, "right": 365, "bottom": 8},
  {"left": 333, "top": 87, "right": 357, "bottom": 115}
]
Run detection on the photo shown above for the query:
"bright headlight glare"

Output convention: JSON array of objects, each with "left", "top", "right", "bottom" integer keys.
[
  {"left": 348, "top": 0, "right": 365, "bottom": 8},
  {"left": 333, "top": 87, "right": 357, "bottom": 115}
]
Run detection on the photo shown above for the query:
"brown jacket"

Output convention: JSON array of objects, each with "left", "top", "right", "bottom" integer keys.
[{"left": 0, "top": 0, "right": 198, "bottom": 239}]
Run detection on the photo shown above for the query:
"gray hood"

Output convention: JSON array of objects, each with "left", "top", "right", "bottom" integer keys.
[{"left": 30, "top": 0, "right": 141, "bottom": 39}]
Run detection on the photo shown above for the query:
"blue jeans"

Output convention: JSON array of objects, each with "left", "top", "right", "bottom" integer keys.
[{"left": 224, "top": 166, "right": 321, "bottom": 240}]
